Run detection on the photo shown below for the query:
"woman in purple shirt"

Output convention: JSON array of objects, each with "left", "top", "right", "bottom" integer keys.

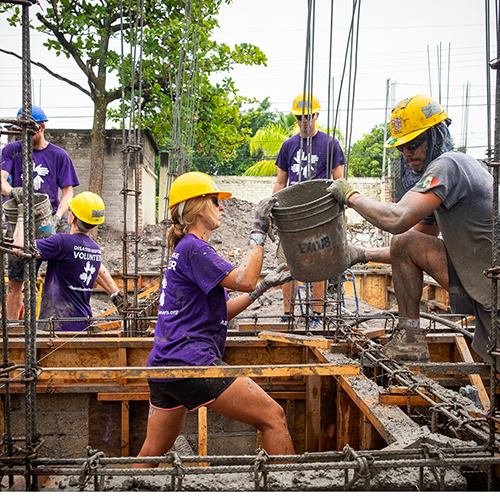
[{"left": 134, "top": 172, "right": 295, "bottom": 467}]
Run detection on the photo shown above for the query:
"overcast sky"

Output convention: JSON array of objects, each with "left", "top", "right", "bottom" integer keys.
[{"left": 0, "top": 0, "right": 497, "bottom": 159}]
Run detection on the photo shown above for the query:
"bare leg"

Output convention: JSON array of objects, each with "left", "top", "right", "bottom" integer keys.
[
  {"left": 6, "top": 281, "right": 23, "bottom": 320},
  {"left": 390, "top": 231, "right": 449, "bottom": 321},
  {"left": 365, "top": 246, "right": 391, "bottom": 264},
  {"left": 132, "top": 405, "right": 187, "bottom": 468},
  {"left": 281, "top": 280, "right": 296, "bottom": 315},
  {"left": 208, "top": 377, "right": 294, "bottom": 455}
]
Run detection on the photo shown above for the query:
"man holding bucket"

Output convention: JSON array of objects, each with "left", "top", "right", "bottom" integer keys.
[
  {"left": 272, "top": 93, "right": 346, "bottom": 325},
  {"left": 327, "top": 94, "right": 499, "bottom": 369},
  {"left": 1, "top": 105, "right": 79, "bottom": 320}
]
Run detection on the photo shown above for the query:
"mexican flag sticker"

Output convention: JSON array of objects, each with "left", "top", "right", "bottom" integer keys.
[{"left": 416, "top": 176, "right": 439, "bottom": 189}]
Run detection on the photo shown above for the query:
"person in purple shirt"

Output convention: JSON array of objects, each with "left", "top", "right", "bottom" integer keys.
[
  {"left": 273, "top": 93, "right": 346, "bottom": 324},
  {"left": 133, "top": 172, "right": 295, "bottom": 468},
  {"left": 1, "top": 105, "right": 80, "bottom": 320},
  {"left": 15, "top": 191, "right": 124, "bottom": 331}
]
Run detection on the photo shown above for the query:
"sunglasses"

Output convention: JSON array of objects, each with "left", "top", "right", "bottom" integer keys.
[
  {"left": 210, "top": 196, "right": 220, "bottom": 207},
  {"left": 296, "top": 114, "right": 316, "bottom": 122},
  {"left": 396, "top": 132, "right": 427, "bottom": 153}
]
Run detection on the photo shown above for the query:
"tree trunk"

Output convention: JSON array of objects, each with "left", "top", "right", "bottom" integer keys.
[{"left": 88, "top": 96, "right": 108, "bottom": 197}]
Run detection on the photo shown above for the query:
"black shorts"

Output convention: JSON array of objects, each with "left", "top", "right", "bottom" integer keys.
[
  {"left": 148, "top": 359, "right": 237, "bottom": 411},
  {"left": 8, "top": 253, "right": 43, "bottom": 282}
]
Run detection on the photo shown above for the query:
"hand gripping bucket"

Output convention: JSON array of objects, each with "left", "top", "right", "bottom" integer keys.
[
  {"left": 272, "top": 179, "right": 350, "bottom": 282},
  {"left": 3, "top": 193, "right": 53, "bottom": 238}
]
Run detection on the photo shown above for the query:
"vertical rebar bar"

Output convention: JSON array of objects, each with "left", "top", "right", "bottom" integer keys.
[{"left": 21, "top": 3, "right": 38, "bottom": 491}]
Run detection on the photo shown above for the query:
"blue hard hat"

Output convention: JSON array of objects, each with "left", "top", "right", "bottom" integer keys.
[{"left": 17, "top": 105, "right": 48, "bottom": 122}]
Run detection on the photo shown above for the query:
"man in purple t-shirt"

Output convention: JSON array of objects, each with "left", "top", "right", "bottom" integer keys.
[
  {"left": 1, "top": 106, "right": 79, "bottom": 320},
  {"left": 272, "top": 94, "right": 346, "bottom": 323}
]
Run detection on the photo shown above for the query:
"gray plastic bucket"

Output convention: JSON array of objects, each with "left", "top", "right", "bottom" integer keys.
[
  {"left": 3, "top": 193, "right": 53, "bottom": 237},
  {"left": 272, "top": 179, "right": 350, "bottom": 282}
]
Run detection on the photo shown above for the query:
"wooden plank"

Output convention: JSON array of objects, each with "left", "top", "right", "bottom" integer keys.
[
  {"left": 121, "top": 401, "right": 130, "bottom": 457},
  {"left": 119, "top": 348, "right": 127, "bottom": 386},
  {"left": 305, "top": 350, "right": 320, "bottom": 452},
  {"left": 337, "top": 373, "right": 429, "bottom": 447},
  {"left": 454, "top": 335, "right": 490, "bottom": 410},
  {"left": 258, "top": 331, "right": 332, "bottom": 349},
  {"left": 239, "top": 323, "right": 291, "bottom": 332},
  {"left": 34, "top": 363, "right": 359, "bottom": 383},
  {"left": 198, "top": 406, "right": 208, "bottom": 465},
  {"left": 268, "top": 391, "right": 306, "bottom": 400},
  {"left": 336, "top": 383, "right": 360, "bottom": 450},
  {"left": 98, "top": 392, "right": 149, "bottom": 401}
]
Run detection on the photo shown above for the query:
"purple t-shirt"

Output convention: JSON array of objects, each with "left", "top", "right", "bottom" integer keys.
[
  {"left": 37, "top": 233, "right": 102, "bottom": 331},
  {"left": 147, "top": 233, "right": 236, "bottom": 381},
  {"left": 276, "top": 131, "right": 345, "bottom": 185},
  {"left": 1, "top": 141, "right": 79, "bottom": 213}
]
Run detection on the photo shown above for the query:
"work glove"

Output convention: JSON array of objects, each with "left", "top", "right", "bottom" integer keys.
[
  {"left": 249, "top": 197, "right": 277, "bottom": 246},
  {"left": 10, "top": 187, "right": 23, "bottom": 204},
  {"left": 249, "top": 263, "right": 292, "bottom": 300},
  {"left": 347, "top": 245, "right": 366, "bottom": 266},
  {"left": 111, "top": 290, "right": 129, "bottom": 314},
  {"left": 17, "top": 203, "right": 23, "bottom": 221},
  {"left": 327, "top": 178, "right": 359, "bottom": 207},
  {"left": 50, "top": 213, "right": 61, "bottom": 234}
]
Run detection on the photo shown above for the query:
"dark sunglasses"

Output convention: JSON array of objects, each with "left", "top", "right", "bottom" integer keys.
[
  {"left": 210, "top": 196, "right": 220, "bottom": 207},
  {"left": 296, "top": 114, "right": 316, "bottom": 122},
  {"left": 396, "top": 132, "right": 427, "bottom": 153}
]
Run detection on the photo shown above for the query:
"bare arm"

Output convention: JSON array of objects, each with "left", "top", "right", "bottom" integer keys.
[
  {"left": 219, "top": 245, "right": 264, "bottom": 292},
  {"left": 273, "top": 168, "right": 288, "bottom": 194},
  {"left": 226, "top": 292, "right": 256, "bottom": 320},
  {"left": 1, "top": 170, "right": 12, "bottom": 196},
  {"left": 348, "top": 190, "right": 442, "bottom": 235},
  {"left": 57, "top": 185, "right": 74, "bottom": 218},
  {"left": 95, "top": 264, "right": 120, "bottom": 296},
  {"left": 332, "top": 164, "right": 344, "bottom": 180}
]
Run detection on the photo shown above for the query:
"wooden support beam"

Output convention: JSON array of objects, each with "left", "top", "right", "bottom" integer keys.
[
  {"left": 33, "top": 363, "right": 359, "bottom": 383},
  {"left": 379, "top": 387, "right": 439, "bottom": 406},
  {"left": 121, "top": 401, "right": 130, "bottom": 457},
  {"left": 336, "top": 372, "right": 429, "bottom": 447},
  {"left": 258, "top": 331, "right": 332, "bottom": 349},
  {"left": 198, "top": 406, "right": 208, "bottom": 466},
  {"left": 336, "top": 382, "right": 360, "bottom": 450},
  {"left": 454, "top": 335, "right": 490, "bottom": 410}
]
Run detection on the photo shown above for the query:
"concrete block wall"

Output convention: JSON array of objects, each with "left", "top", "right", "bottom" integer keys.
[{"left": 43, "top": 129, "right": 158, "bottom": 231}]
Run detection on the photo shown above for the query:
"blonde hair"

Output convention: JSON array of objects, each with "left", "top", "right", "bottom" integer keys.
[{"left": 167, "top": 195, "right": 219, "bottom": 252}]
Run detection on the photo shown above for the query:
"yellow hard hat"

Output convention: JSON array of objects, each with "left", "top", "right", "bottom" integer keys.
[
  {"left": 291, "top": 93, "right": 321, "bottom": 116},
  {"left": 68, "top": 191, "right": 105, "bottom": 225},
  {"left": 385, "top": 94, "right": 448, "bottom": 148},
  {"left": 168, "top": 171, "right": 232, "bottom": 209}
]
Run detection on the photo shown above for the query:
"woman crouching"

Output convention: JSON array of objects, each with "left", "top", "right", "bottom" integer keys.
[{"left": 133, "top": 172, "right": 294, "bottom": 467}]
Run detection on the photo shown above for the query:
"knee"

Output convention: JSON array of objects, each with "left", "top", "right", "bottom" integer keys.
[
  {"left": 390, "top": 231, "right": 416, "bottom": 261},
  {"left": 260, "top": 401, "right": 288, "bottom": 432}
]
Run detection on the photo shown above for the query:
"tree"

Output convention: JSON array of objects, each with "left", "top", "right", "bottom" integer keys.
[
  {"left": 348, "top": 123, "right": 393, "bottom": 177},
  {"left": 1, "top": 1, "right": 267, "bottom": 195},
  {"left": 211, "top": 97, "right": 279, "bottom": 176}
]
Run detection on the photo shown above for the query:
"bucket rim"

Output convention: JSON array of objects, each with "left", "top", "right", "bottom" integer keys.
[{"left": 274, "top": 208, "right": 344, "bottom": 233}]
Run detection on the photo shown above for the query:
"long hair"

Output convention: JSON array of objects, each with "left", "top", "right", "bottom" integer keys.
[{"left": 167, "top": 196, "right": 218, "bottom": 252}]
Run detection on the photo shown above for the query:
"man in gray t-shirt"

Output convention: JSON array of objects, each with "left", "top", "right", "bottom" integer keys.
[{"left": 327, "top": 94, "right": 499, "bottom": 370}]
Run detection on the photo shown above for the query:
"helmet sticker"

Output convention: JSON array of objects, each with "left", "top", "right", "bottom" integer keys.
[
  {"left": 421, "top": 101, "right": 441, "bottom": 118},
  {"left": 92, "top": 209, "right": 105, "bottom": 218},
  {"left": 391, "top": 117, "right": 402, "bottom": 135}
]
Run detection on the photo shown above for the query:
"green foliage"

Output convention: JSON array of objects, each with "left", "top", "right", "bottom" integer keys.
[
  {"left": 242, "top": 160, "right": 278, "bottom": 176},
  {"left": 348, "top": 123, "right": 394, "bottom": 177},
  {"left": 0, "top": 0, "right": 268, "bottom": 181}
]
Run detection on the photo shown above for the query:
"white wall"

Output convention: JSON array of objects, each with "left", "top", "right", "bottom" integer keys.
[{"left": 212, "top": 175, "right": 385, "bottom": 225}]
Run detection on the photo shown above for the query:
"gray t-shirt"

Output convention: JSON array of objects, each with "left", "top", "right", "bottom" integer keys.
[
  {"left": 411, "top": 151, "right": 494, "bottom": 309},
  {"left": 411, "top": 151, "right": 498, "bottom": 367}
]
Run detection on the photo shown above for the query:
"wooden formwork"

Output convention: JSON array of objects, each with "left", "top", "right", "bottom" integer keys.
[{"left": 2, "top": 327, "right": 496, "bottom": 460}]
